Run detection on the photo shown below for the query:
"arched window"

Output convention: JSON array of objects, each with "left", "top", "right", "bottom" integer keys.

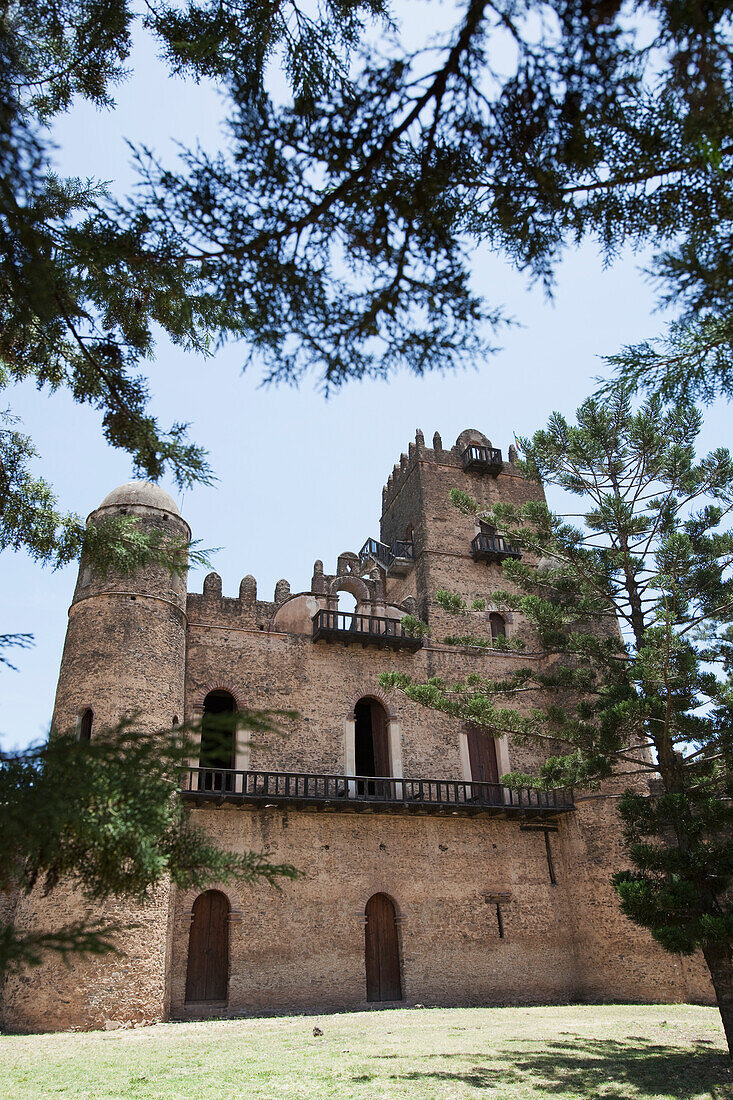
[
  {"left": 200, "top": 690, "right": 236, "bottom": 790},
  {"left": 78, "top": 709, "right": 93, "bottom": 741},
  {"left": 354, "top": 698, "right": 390, "bottom": 795},
  {"left": 365, "top": 893, "right": 402, "bottom": 1002},
  {"left": 489, "top": 613, "right": 506, "bottom": 641},
  {"left": 185, "top": 890, "right": 230, "bottom": 1003}
]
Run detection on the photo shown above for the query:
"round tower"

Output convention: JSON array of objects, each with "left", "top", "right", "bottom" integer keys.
[
  {"left": 52, "top": 481, "right": 190, "bottom": 738},
  {"left": 1, "top": 483, "right": 191, "bottom": 1033}
]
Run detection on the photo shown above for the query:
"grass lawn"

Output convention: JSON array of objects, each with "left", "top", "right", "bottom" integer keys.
[{"left": 1, "top": 1004, "right": 730, "bottom": 1099}]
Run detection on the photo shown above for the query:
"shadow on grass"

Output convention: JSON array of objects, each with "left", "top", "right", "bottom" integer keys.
[{"left": 390, "top": 1037, "right": 731, "bottom": 1098}]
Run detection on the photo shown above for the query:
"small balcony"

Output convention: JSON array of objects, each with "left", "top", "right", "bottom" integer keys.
[
  {"left": 359, "top": 537, "right": 414, "bottom": 576},
  {"left": 471, "top": 533, "right": 522, "bottom": 564},
  {"left": 462, "top": 445, "right": 503, "bottom": 474},
  {"left": 312, "top": 609, "right": 423, "bottom": 651},
  {"left": 181, "top": 767, "right": 574, "bottom": 819}
]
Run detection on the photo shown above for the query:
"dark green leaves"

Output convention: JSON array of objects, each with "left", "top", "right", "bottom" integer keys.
[{"left": 0, "top": 721, "right": 300, "bottom": 973}]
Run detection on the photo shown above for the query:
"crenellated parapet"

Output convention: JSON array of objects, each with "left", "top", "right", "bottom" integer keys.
[
  {"left": 186, "top": 550, "right": 412, "bottom": 638},
  {"left": 187, "top": 571, "right": 275, "bottom": 629},
  {"left": 382, "top": 427, "right": 517, "bottom": 512}
]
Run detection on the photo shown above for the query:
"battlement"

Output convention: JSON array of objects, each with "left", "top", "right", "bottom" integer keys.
[
  {"left": 381, "top": 428, "right": 518, "bottom": 512},
  {"left": 186, "top": 572, "right": 276, "bottom": 629}
]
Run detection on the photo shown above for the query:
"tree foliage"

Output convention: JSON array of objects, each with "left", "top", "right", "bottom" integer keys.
[
  {"left": 3, "top": 0, "right": 733, "bottom": 548},
  {"left": 3, "top": 0, "right": 733, "bottom": 1014},
  {"left": 381, "top": 388, "right": 733, "bottom": 1053},
  {"left": 0, "top": 718, "right": 299, "bottom": 974}
]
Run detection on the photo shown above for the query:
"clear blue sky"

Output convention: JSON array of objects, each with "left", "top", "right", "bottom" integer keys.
[{"left": 2, "top": 5, "right": 729, "bottom": 749}]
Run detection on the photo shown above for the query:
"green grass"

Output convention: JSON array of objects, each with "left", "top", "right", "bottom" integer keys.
[{"left": 2, "top": 1004, "right": 731, "bottom": 1099}]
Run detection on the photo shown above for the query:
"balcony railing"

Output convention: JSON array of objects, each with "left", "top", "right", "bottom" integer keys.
[
  {"left": 181, "top": 767, "right": 574, "bottom": 818},
  {"left": 359, "top": 537, "right": 414, "bottom": 575},
  {"left": 471, "top": 533, "right": 522, "bottom": 564},
  {"left": 312, "top": 609, "right": 422, "bottom": 650},
  {"left": 462, "top": 445, "right": 503, "bottom": 474},
  {"left": 359, "top": 537, "right": 392, "bottom": 568}
]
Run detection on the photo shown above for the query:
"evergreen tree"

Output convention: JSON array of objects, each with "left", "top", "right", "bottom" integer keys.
[
  {"left": 0, "top": 719, "right": 299, "bottom": 973},
  {"left": 3, "top": 0, "right": 733, "bottom": 572},
  {"left": 380, "top": 389, "right": 733, "bottom": 1054}
]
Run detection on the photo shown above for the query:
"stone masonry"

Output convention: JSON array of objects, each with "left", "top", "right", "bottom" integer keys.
[{"left": 0, "top": 429, "right": 713, "bottom": 1032}]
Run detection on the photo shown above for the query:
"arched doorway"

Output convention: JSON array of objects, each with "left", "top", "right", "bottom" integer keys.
[
  {"left": 365, "top": 893, "right": 402, "bottom": 1002},
  {"left": 355, "top": 698, "right": 390, "bottom": 796},
  {"left": 185, "top": 890, "right": 230, "bottom": 1003},
  {"left": 200, "top": 690, "right": 236, "bottom": 790}
]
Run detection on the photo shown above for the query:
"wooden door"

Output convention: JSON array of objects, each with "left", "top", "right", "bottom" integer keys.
[
  {"left": 466, "top": 725, "right": 500, "bottom": 786},
  {"left": 370, "top": 702, "right": 391, "bottom": 796},
  {"left": 365, "top": 894, "right": 402, "bottom": 1001},
  {"left": 185, "top": 890, "right": 230, "bottom": 1002},
  {"left": 371, "top": 704, "right": 391, "bottom": 778}
]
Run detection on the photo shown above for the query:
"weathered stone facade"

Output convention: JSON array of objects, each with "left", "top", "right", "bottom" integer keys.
[{"left": 1, "top": 429, "right": 713, "bottom": 1032}]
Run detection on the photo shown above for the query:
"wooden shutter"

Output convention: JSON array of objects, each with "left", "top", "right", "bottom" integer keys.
[
  {"left": 466, "top": 725, "right": 500, "bottom": 786},
  {"left": 185, "top": 890, "right": 230, "bottom": 1002},
  {"left": 489, "top": 613, "right": 506, "bottom": 639},
  {"left": 365, "top": 894, "right": 402, "bottom": 1001},
  {"left": 371, "top": 703, "right": 391, "bottom": 777}
]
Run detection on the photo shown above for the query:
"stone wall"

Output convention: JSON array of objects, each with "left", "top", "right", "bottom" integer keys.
[
  {"left": 2, "top": 883, "right": 173, "bottom": 1032},
  {"left": 2, "top": 432, "right": 715, "bottom": 1033},
  {"left": 168, "top": 803, "right": 706, "bottom": 1018}
]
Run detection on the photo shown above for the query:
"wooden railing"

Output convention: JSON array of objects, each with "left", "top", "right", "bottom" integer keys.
[
  {"left": 461, "top": 445, "right": 503, "bottom": 473},
  {"left": 471, "top": 533, "right": 522, "bottom": 563},
  {"left": 359, "top": 537, "right": 393, "bottom": 568},
  {"left": 359, "top": 538, "right": 414, "bottom": 571},
  {"left": 181, "top": 767, "right": 574, "bottom": 817},
  {"left": 312, "top": 609, "right": 422, "bottom": 650},
  {"left": 391, "top": 540, "right": 414, "bottom": 561}
]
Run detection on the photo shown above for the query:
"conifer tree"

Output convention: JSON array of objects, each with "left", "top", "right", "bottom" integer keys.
[
  {"left": 0, "top": 717, "right": 299, "bottom": 973},
  {"left": 381, "top": 389, "right": 733, "bottom": 1054}
]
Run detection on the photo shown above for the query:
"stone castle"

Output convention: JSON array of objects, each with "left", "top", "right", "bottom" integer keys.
[{"left": 1, "top": 427, "right": 712, "bottom": 1031}]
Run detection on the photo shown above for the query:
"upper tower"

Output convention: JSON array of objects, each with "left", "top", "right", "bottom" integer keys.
[
  {"left": 52, "top": 481, "right": 190, "bottom": 738},
  {"left": 378, "top": 428, "right": 544, "bottom": 631}
]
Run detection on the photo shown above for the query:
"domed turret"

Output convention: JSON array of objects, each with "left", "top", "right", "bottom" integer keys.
[
  {"left": 52, "top": 480, "right": 190, "bottom": 739},
  {"left": 96, "top": 481, "right": 182, "bottom": 517}
]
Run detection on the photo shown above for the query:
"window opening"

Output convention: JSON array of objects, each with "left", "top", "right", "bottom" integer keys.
[
  {"left": 496, "top": 904, "right": 505, "bottom": 938},
  {"left": 489, "top": 613, "right": 506, "bottom": 641},
  {"left": 336, "top": 589, "right": 358, "bottom": 631},
  {"left": 200, "top": 690, "right": 236, "bottom": 791},
  {"left": 79, "top": 709, "right": 93, "bottom": 741},
  {"left": 355, "top": 699, "right": 390, "bottom": 796},
  {"left": 544, "top": 830, "right": 557, "bottom": 885},
  {"left": 337, "top": 590, "right": 358, "bottom": 614}
]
